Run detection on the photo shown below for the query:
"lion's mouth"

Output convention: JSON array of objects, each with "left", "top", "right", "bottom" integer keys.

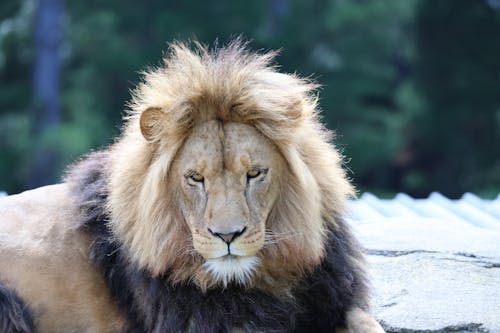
[{"left": 221, "top": 254, "right": 238, "bottom": 259}]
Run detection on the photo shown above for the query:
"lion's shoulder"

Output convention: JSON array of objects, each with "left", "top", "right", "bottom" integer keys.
[
  {"left": 0, "top": 182, "right": 125, "bottom": 333},
  {"left": 0, "top": 184, "right": 73, "bottom": 245}
]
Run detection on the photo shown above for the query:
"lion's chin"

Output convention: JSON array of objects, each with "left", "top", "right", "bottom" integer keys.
[{"left": 202, "top": 255, "right": 261, "bottom": 287}]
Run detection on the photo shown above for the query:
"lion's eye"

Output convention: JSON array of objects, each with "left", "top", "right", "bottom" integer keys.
[
  {"left": 247, "top": 169, "right": 261, "bottom": 179},
  {"left": 186, "top": 172, "right": 204, "bottom": 184},
  {"left": 247, "top": 168, "right": 267, "bottom": 181}
]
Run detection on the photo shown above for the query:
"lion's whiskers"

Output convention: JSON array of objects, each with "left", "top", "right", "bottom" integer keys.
[
  {"left": 176, "top": 242, "right": 197, "bottom": 257},
  {"left": 263, "top": 229, "right": 299, "bottom": 247}
]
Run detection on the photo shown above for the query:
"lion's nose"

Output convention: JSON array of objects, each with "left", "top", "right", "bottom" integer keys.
[{"left": 208, "top": 227, "right": 246, "bottom": 244}]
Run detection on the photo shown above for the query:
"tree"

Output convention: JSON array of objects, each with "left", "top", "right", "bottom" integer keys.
[
  {"left": 27, "top": 0, "right": 63, "bottom": 188},
  {"left": 413, "top": 0, "right": 500, "bottom": 197}
]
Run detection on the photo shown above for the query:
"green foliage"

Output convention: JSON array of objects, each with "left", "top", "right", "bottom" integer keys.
[
  {"left": 0, "top": 0, "right": 34, "bottom": 193},
  {"left": 0, "top": 0, "right": 498, "bottom": 197},
  {"left": 413, "top": 0, "right": 500, "bottom": 196}
]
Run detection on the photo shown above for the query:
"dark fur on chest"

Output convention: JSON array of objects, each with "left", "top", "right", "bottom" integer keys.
[
  {"left": 0, "top": 283, "right": 34, "bottom": 333},
  {"left": 68, "top": 152, "right": 369, "bottom": 333}
]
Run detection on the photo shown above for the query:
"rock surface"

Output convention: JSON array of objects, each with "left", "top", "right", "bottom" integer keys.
[{"left": 351, "top": 217, "right": 500, "bottom": 333}]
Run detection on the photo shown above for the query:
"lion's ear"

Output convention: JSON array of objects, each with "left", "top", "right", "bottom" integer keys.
[{"left": 140, "top": 107, "right": 163, "bottom": 141}]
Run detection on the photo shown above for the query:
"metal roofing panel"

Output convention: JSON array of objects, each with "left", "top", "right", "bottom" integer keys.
[{"left": 349, "top": 192, "right": 500, "bottom": 232}]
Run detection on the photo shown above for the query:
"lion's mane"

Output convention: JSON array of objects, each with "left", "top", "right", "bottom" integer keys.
[{"left": 66, "top": 40, "right": 369, "bottom": 332}]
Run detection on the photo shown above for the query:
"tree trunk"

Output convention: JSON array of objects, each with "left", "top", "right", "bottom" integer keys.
[{"left": 28, "top": 0, "right": 63, "bottom": 189}]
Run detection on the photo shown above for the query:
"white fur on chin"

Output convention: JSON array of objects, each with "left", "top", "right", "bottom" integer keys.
[{"left": 203, "top": 256, "right": 261, "bottom": 287}]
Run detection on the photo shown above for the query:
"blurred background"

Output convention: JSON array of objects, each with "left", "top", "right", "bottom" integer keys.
[{"left": 0, "top": 0, "right": 499, "bottom": 198}]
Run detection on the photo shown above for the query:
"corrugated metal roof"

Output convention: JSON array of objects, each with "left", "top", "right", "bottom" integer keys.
[{"left": 348, "top": 192, "right": 500, "bottom": 231}]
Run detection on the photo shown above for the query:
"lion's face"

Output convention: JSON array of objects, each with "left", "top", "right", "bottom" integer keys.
[{"left": 171, "top": 120, "right": 284, "bottom": 285}]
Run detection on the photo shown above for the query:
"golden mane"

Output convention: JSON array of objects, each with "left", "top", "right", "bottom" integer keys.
[{"left": 106, "top": 40, "right": 354, "bottom": 294}]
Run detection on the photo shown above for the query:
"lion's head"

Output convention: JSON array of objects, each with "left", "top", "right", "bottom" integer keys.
[{"left": 106, "top": 40, "right": 354, "bottom": 294}]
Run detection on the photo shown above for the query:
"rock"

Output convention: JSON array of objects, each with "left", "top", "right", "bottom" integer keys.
[{"left": 350, "top": 217, "right": 500, "bottom": 333}]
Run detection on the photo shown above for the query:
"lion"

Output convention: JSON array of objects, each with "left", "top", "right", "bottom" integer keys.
[{"left": 0, "top": 40, "right": 385, "bottom": 333}]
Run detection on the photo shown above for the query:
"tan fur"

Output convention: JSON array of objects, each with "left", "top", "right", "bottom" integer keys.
[
  {"left": 0, "top": 40, "right": 384, "bottom": 332},
  {"left": 0, "top": 185, "right": 124, "bottom": 332},
  {"left": 336, "top": 307, "right": 386, "bottom": 333}
]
